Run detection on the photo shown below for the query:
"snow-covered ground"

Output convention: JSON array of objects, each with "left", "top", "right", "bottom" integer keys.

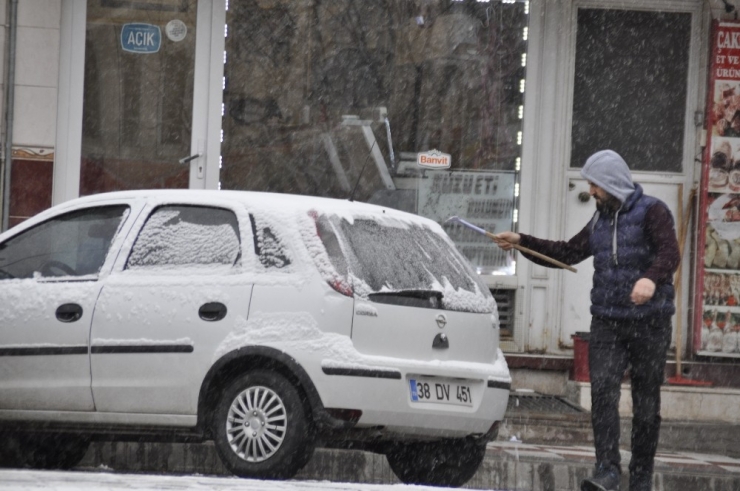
[{"left": 0, "top": 469, "right": 503, "bottom": 491}]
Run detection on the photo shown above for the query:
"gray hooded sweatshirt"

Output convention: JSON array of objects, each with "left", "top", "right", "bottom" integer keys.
[{"left": 580, "top": 150, "right": 635, "bottom": 204}]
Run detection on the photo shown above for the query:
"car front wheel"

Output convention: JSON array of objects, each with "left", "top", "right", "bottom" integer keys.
[
  {"left": 212, "top": 370, "right": 314, "bottom": 479},
  {"left": 386, "top": 437, "right": 486, "bottom": 487}
]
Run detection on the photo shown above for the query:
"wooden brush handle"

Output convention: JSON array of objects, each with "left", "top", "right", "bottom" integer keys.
[{"left": 483, "top": 231, "right": 578, "bottom": 273}]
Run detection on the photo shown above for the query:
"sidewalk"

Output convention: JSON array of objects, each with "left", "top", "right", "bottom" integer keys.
[
  {"left": 71, "top": 391, "right": 740, "bottom": 490},
  {"left": 475, "top": 441, "right": 740, "bottom": 490},
  {"left": 77, "top": 437, "right": 740, "bottom": 491}
]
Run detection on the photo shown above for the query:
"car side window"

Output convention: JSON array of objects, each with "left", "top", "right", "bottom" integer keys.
[
  {"left": 249, "top": 214, "right": 291, "bottom": 269},
  {"left": 126, "top": 205, "right": 240, "bottom": 269},
  {"left": 0, "top": 205, "right": 129, "bottom": 280}
]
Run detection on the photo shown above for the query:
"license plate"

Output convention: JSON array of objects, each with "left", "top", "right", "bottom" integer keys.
[{"left": 409, "top": 377, "right": 473, "bottom": 407}]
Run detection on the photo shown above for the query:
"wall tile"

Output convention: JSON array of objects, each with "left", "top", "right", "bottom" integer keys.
[
  {"left": 13, "top": 86, "right": 57, "bottom": 147},
  {"left": 15, "top": 26, "right": 60, "bottom": 88},
  {"left": 9, "top": 158, "right": 53, "bottom": 223},
  {"left": 18, "top": 0, "right": 61, "bottom": 29}
]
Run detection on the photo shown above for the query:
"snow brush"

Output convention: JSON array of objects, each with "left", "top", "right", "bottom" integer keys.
[{"left": 445, "top": 216, "right": 577, "bottom": 273}]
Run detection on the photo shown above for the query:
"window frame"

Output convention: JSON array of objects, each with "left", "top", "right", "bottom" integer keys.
[
  {"left": 53, "top": 1, "right": 224, "bottom": 205},
  {"left": 569, "top": 6, "right": 693, "bottom": 173},
  {"left": 248, "top": 213, "right": 293, "bottom": 271},
  {"left": 124, "top": 203, "right": 243, "bottom": 272},
  {"left": 564, "top": 0, "right": 703, "bottom": 177}
]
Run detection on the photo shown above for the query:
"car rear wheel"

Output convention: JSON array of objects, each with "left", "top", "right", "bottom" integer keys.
[
  {"left": 386, "top": 438, "right": 486, "bottom": 487},
  {"left": 212, "top": 370, "right": 315, "bottom": 479}
]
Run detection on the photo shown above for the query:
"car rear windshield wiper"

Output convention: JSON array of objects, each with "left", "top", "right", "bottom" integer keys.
[{"left": 367, "top": 290, "right": 443, "bottom": 309}]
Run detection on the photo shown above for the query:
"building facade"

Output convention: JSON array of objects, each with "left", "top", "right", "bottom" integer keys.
[{"left": 0, "top": 0, "right": 737, "bottom": 390}]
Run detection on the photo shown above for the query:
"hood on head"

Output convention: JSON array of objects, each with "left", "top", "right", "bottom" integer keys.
[{"left": 580, "top": 150, "right": 635, "bottom": 204}]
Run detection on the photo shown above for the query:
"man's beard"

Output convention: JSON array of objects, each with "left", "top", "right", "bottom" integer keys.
[{"left": 595, "top": 195, "right": 621, "bottom": 213}]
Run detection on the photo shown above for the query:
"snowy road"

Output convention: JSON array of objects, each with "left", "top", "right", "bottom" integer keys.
[{"left": 0, "top": 469, "right": 506, "bottom": 491}]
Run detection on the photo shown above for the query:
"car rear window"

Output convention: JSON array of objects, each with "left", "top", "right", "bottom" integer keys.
[{"left": 312, "top": 213, "right": 493, "bottom": 313}]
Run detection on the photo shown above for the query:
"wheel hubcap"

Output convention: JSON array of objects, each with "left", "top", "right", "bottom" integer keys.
[{"left": 226, "top": 385, "right": 287, "bottom": 462}]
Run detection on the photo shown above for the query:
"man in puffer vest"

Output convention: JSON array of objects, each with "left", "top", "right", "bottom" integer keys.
[{"left": 493, "top": 150, "right": 680, "bottom": 491}]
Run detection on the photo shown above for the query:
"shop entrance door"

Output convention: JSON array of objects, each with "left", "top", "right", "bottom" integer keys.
[
  {"left": 75, "top": 0, "right": 220, "bottom": 195},
  {"left": 558, "top": 5, "right": 699, "bottom": 350}
]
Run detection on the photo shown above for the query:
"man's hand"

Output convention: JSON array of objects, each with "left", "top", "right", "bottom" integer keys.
[
  {"left": 630, "top": 278, "right": 656, "bottom": 305},
  {"left": 492, "top": 232, "right": 521, "bottom": 251}
]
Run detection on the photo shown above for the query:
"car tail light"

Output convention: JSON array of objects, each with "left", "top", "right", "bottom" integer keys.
[
  {"left": 329, "top": 279, "right": 353, "bottom": 297},
  {"left": 308, "top": 209, "right": 354, "bottom": 297}
]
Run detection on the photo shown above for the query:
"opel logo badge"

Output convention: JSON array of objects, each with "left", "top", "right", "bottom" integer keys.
[{"left": 436, "top": 314, "right": 447, "bottom": 329}]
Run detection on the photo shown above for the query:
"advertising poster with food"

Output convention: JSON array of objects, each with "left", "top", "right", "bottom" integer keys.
[{"left": 697, "top": 21, "right": 740, "bottom": 357}]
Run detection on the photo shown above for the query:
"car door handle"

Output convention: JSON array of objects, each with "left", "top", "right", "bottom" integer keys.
[
  {"left": 199, "top": 302, "right": 227, "bottom": 322},
  {"left": 56, "top": 303, "right": 83, "bottom": 323}
]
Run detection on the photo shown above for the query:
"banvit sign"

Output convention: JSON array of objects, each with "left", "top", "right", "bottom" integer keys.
[{"left": 417, "top": 149, "right": 452, "bottom": 169}]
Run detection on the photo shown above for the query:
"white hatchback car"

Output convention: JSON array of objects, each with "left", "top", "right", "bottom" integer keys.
[{"left": 0, "top": 190, "right": 510, "bottom": 486}]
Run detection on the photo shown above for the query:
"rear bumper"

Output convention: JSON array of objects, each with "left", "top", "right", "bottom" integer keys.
[
  {"left": 353, "top": 386, "right": 509, "bottom": 439},
  {"left": 314, "top": 353, "right": 511, "bottom": 438}
]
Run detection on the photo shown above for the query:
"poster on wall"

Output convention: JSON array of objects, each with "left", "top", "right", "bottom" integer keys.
[{"left": 697, "top": 21, "right": 740, "bottom": 357}]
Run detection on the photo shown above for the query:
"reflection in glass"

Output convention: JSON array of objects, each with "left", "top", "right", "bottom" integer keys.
[
  {"left": 222, "top": 0, "right": 528, "bottom": 202},
  {"left": 0, "top": 206, "right": 129, "bottom": 279},
  {"left": 81, "top": 0, "right": 198, "bottom": 195}
]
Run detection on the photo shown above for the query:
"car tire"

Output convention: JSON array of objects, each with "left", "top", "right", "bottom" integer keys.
[
  {"left": 386, "top": 438, "right": 486, "bottom": 488},
  {"left": 212, "top": 370, "right": 315, "bottom": 479},
  {"left": 0, "top": 433, "right": 90, "bottom": 470}
]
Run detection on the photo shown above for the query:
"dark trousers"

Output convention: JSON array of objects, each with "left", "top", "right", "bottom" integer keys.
[{"left": 588, "top": 315, "right": 672, "bottom": 485}]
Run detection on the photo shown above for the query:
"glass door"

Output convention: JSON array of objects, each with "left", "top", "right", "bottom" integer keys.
[
  {"left": 80, "top": 0, "right": 199, "bottom": 194},
  {"left": 560, "top": 6, "right": 696, "bottom": 349}
]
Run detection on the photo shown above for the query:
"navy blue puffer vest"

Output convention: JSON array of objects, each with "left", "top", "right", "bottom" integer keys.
[{"left": 589, "top": 184, "right": 675, "bottom": 319}]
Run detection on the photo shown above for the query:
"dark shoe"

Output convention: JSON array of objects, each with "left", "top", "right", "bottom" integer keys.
[{"left": 581, "top": 467, "right": 621, "bottom": 491}]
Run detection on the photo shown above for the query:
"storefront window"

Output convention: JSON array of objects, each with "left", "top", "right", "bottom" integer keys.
[
  {"left": 80, "top": 0, "right": 198, "bottom": 195},
  {"left": 222, "top": 0, "right": 529, "bottom": 276},
  {"left": 698, "top": 22, "right": 740, "bottom": 358}
]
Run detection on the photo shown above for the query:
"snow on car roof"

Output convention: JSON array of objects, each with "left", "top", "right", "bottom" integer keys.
[{"left": 54, "top": 189, "right": 442, "bottom": 229}]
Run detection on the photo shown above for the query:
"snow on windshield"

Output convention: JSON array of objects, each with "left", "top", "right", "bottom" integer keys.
[{"left": 312, "top": 213, "right": 494, "bottom": 313}]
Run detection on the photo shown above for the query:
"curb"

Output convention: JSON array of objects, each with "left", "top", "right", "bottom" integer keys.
[{"left": 77, "top": 440, "right": 740, "bottom": 491}]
